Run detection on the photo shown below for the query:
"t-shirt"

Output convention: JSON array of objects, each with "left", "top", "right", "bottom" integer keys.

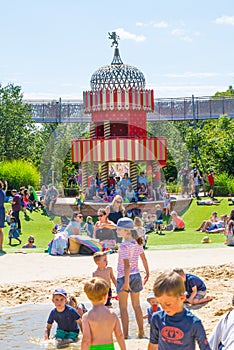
[
  {"left": 173, "top": 216, "right": 185, "bottom": 229},
  {"left": 208, "top": 174, "right": 214, "bottom": 186},
  {"left": 47, "top": 305, "right": 80, "bottom": 333},
  {"left": 65, "top": 221, "right": 80, "bottom": 237},
  {"left": 117, "top": 240, "right": 144, "bottom": 278},
  {"left": 12, "top": 194, "right": 22, "bottom": 211},
  {"left": 156, "top": 209, "right": 163, "bottom": 221},
  {"left": 0, "top": 189, "right": 5, "bottom": 208},
  {"left": 150, "top": 308, "right": 211, "bottom": 350},
  {"left": 209, "top": 309, "right": 234, "bottom": 350},
  {"left": 185, "top": 274, "right": 206, "bottom": 296}
]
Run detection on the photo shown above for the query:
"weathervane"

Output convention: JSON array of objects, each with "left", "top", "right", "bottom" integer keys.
[{"left": 108, "top": 31, "right": 120, "bottom": 48}]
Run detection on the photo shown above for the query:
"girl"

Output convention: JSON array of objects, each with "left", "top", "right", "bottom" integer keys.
[
  {"left": 116, "top": 217, "right": 149, "bottom": 339},
  {"left": 133, "top": 216, "right": 148, "bottom": 249},
  {"left": 8, "top": 216, "right": 21, "bottom": 245},
  {"left": 83, "top": 216, "right": 94, "bottom": 238},
  {"left": 163, "top": 192, "right": 171, "bottom": 216}
]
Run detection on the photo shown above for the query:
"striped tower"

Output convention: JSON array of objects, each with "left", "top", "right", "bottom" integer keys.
[
  {"left": 130, "top": 161, "right": 138, "bottom": 191},
  {"left": 90, "top": 121, "right": 96, "bottom": 139},
  {"left": 152, "top": 160, "right": 159, "bottom": 173},
  {"left": 104, "top": 120, "right": 111, "bottom": 138},
  {"left": 82, "top": 162, "right": 88, "bottom": 191},
  {"left": 92, "top": 162, "right": 99, "bottom": 177},
  {"left": 101, "top": 162, "right": 108, "bottom": 186}
]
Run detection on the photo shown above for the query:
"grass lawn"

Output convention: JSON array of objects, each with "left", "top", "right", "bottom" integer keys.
[{"left": 1, "top": 197, "right": 232, "bottom": 253}]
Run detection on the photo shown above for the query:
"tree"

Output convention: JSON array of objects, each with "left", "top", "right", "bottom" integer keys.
[{"left": 0, "top": 83, "right": 36, "bottom": 161}]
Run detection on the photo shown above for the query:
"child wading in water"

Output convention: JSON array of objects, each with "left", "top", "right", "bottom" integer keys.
[
  {"left": 81, "top": 277, "right": 126, "bottom": 350},
  {"left": 116, "top": 217, "right": 149, "bottom": 339},
  {"left": 92, "top": 251, "right": 116, "bottom": 307}
]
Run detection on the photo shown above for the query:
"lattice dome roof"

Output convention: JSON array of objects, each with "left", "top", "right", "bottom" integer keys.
[{"left": 90, "top": 47, "right": 146, "bottom": 91}]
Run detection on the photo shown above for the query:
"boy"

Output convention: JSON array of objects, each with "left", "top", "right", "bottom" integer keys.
[
  {"left": 173, "top": 268, "right": 212, "bottom": 305},
  {"left": 44, "top": 288, "right": 82, "bottom": 348},
  {"left": 81, "top": 277, "right": 126, "bottom": 350},
  {"left": 92, "top": 251, "right": 116, "bottom": 307},
  {"left": 148, "top": 271, "right": 211, "bottom": 350}
]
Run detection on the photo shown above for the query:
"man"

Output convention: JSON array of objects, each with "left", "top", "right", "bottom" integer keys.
[
  {"left": 11, "top": 189, "right": 22, "bottom": 233},
  {"left": 44, "top": 184, "right": 59, "bottom": 212}
]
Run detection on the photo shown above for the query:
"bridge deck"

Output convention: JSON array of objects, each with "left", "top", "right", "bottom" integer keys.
[{"left": 25, "top": 95, "right": 234, "bottom": 122}]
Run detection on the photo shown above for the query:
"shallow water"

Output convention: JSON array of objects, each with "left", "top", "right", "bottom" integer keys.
[{"left": 0, "top": 302, "right": 149, "bottom": 349}]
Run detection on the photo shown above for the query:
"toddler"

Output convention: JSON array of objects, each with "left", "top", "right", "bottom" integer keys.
[
  {"left": 83, "top": 216, "right": 94, "bottom": 237},
  {"left": 134, "top": 216, "right": 148, "bottom": 249},
  {"left": 143, "top": 291, "right": 161, "bottom": 324},
  {"left": 8, "top": 216, "right": 21, "bottom": 245}
]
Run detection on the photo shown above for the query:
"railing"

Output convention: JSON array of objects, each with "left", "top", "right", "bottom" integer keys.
[{"left": 25, "top": 95, "right": 234, "bottom": 123}]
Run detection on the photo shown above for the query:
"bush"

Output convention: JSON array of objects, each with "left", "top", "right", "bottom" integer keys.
[
  {"left": 215, "top": 173, "right": 234, "bottom": 196},
  {"left": 0, "top": 160, "right": 39, "bottom": 190},
  {"left": 64, "top": 187, "right": 79, "bottom": 197}
]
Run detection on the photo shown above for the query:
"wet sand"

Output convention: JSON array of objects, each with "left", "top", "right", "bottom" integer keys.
[{"left": 0, "top": 248, "right": 233, "bottom": 349}]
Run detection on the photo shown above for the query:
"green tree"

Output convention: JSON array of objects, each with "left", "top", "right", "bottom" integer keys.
[{"left": 0, "top": 83, "right": 36, "bottom": 161}]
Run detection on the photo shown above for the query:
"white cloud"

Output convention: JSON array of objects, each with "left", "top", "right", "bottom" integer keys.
[
  {"left": 215, "top": 15, "right": 234, "bottom": 26},
  {"left": 153, "top": 21, "right": 169, "bottom": 28},
  {"left": 171, "top": 28, "right": 193, "bottom": 42},
  {"left": 163, "top": 72, "right": 220, "bottom": 79},
  {"left": 115, "top": 28, "right": 146, "bottom": 42}
]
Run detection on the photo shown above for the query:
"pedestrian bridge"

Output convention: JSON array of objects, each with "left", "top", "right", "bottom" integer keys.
[{"left": 24, "top": 95, "right": 234, "bottom": 123}]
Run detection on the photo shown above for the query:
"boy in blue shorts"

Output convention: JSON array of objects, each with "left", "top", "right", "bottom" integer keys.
[
  {"left": 173, "top": 268, "right": 212, "bottom": 305},
  {"left": 148, "top": 271, "right": 211, "bottom": 350},
  {"left": 44, "top": 288, "right": 82, "bottom": 348}
]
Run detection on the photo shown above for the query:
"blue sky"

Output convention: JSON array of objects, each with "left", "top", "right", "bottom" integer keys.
[{"left": 1, "top": 0, "right": 234, "bottom": 100}]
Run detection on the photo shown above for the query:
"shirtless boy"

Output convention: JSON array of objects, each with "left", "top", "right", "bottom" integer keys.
[
  {"left": 92, "top": 251, "right": 116, "bottom": 307},
  {"left": 81, "top": 277, "right": 126, "bottom": 350}
]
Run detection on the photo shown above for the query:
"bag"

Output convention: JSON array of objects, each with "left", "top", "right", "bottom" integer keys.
[{"left": 79, "top": 244, "right": 95, "bottom": 255}]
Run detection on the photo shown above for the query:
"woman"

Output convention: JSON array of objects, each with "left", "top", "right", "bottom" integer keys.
[
  {"left": 94, "top": 208, "right": 116, "bottom": 241},
  {"left": 138, "top": 183, "right": 148, "bottom": 202},
  {"left": 196, "top": 211, "right": 219, "bottom": 232},
  {"left": 0, "top": 180, "right": 7, "bottom": 251},
  {"left": 120, "top": 173, "right": 131, "bottom": 197}
]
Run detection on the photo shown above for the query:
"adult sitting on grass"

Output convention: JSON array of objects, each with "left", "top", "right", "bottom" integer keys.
[
  {"left": 196, "top": 211, "right": 219, "bottom": 232},
  {"left": 168, "top": 211, "right": 185, "bottom": 231}
]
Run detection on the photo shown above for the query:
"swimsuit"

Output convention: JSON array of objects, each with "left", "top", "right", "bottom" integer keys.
[{"left": 89, "top": 344, "right": 114, "bottom": 350}]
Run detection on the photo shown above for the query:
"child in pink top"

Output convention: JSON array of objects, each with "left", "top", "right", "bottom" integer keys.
[{"left": 116, "top": 217, "right": 149, "bottom": 340}]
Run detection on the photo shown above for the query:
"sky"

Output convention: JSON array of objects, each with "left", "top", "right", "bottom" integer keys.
[{"left": 1, "top": 0, "right": 234, "bottom": 101}]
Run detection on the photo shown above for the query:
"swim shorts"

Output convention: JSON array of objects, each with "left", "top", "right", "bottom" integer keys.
[{"left": 89, "top": 343, "right": 114, "bottom": 350}]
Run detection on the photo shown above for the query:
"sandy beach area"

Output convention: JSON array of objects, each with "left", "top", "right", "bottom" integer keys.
[{"left": 0, "top": 247, "right": 233, "bottom": 349}]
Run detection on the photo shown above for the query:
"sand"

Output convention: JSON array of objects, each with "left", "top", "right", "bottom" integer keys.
[{"left": 0, "top": 248, "right": 233, "bottom": 349}]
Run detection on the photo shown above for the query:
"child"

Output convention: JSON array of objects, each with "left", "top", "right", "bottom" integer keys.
[
  {"left": 209, "top": 294, "right": 234, "bottom": 350},
  {"left": 163, "top": 193, "right": 171, "bottom": 216},
  {"left": 82, "top": 277, "right": 126, "bottom": 350},
  {"left": 148, "top": 271, "right": 211, "bottom": 350},
  {"left": 8, "top": 216, "right": 21, "bottom": 245},
  {"left": 83, "top": 216, "right": 94, "bottom": 237},
  {"left": 22, "top": 235, "right": 36, "bottom": 248},
  {"left": 92, "top": 251, "right": 116, "bottom": 307},
  {"left": 44, "top": 288, "right": 82, "bottom": 348},
  {"left": 143, "top": 291, "right": 161, "bottom": 324},
  {"left": 67, "top": 295, "right": 88, "bottom": 318},
  {"left": 173, "top": 268, "right": 213, "bottom": 305},
  {"left": 75, "top": 190, "right": 85, "bottom": 212},
  {"left": 134, "top": 216, "right": 148, "bottom": 249},
  {"left": 116, "top": 217, "right": 149, "bottom": 339},
  {"left": 155, "top": 204, "right": 163, "bottom": 234}
]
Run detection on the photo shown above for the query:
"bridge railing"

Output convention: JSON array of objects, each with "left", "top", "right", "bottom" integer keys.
[{"left": 24, "top": 96, "right": 234, "bottom": 122}]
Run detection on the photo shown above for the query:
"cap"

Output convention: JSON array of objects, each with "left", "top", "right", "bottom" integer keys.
[
  {"left": 117, "top": 217, "right": 134, "bottom": 230},
  {"left": 53, "top": 288, "right": 67, "bottom": 298},
  {"left": 147, "top": 291, "right": 156, "bottom": 302},
  {"left": 48, "top": 183, "right": 53, "bottom": 187}
]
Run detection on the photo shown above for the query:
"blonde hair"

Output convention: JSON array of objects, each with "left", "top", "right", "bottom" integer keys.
[
  {"left": 111, "top": 195, "right": 125, "bottom": 215},
  {"left": 153, "top": 271, "right": 185, "bottom": 297},
  {"left": 84, "top": 277, "right": 109, "bottom": 302},
  {"left": 134, "top": 216, "right": 143, "bottom": 228},
  {"left": 86, "top": 216, "right": 93, "bottom": 223},
  {"left": 93, "top": 251, "right": 107, "bottom": 263}
]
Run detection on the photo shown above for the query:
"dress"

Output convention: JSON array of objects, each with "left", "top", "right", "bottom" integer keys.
[
  {"left": 0, "top": 189, "right": 5, "bottom": 228},
  {"left": 150, "top": 308, "right": 211, "bottom": 349},
  {"left": 209, "top": 309, "right": 234, "bottom": 350}
]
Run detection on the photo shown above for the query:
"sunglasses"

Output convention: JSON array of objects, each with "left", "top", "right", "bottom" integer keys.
[
  {"left": 29, "top": 240, "right": 34, "bottom": 243},
  {"left": 78, "top": 215, "right": 83, "bottom": 218},
  {"left": 98, "top": 214, "right": 104, "bottom": 217}
]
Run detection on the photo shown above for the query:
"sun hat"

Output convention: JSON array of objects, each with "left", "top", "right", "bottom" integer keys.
[
  {"left": 117, "top": 217, "right": 134, "bottom": 230},
  {"left": 147, "top": 291, "right": 156, "bottom": 302},
  {"left": 53, "top": 288, "right": 67, "bottom": 298},
  {"left": 201, "top": 236, "right": 211, "bottom": 244}
]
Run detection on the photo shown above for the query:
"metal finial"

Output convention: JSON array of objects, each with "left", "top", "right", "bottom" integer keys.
[{"left": 108, "top": 31, "right": 120, "bottom": 48}]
